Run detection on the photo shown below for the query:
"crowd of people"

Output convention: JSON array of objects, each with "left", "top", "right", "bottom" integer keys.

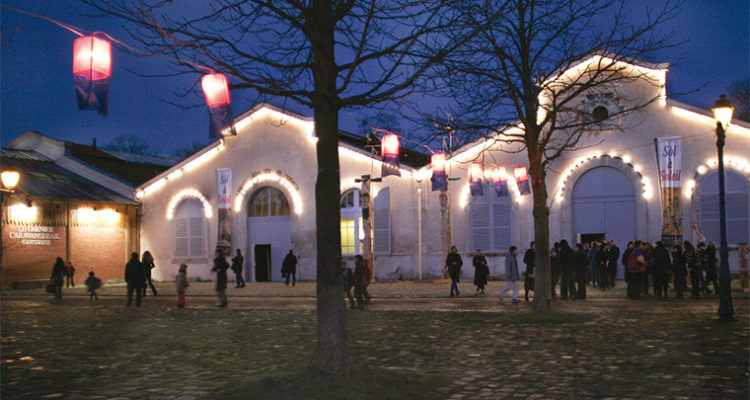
[{"left": 448, "top": 238, "right": 728, "bottom": 302}]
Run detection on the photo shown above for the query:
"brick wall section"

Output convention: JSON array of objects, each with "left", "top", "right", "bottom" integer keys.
[
  {"left": 1, "top": 225, "right": 67, "bottom": 285},
  {"left": 70, "top": 226, "right": 128, "bottom": 283},
  {"left": 2, "top": 224, "right": 130, "bottom": 287}
]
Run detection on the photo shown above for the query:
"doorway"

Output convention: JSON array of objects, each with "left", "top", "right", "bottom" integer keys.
[
  {"left": 255, "top": 244, "right": 271, "bottom": 282},
  {"left": 580, "top": 233, "right": 606, "bottom": 245}
]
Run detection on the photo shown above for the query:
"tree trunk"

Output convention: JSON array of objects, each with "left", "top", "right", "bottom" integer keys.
[
  {"left": 311, "top": 0, "right": 347, "bottom": 373},
  {"left": 529, "top": 147, "right": 552, "bottom": 312}
]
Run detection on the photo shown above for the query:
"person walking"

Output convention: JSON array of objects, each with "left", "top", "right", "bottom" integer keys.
[
  {"left": 652, "top": 241, "right": 672, "bottom": 299},
  {"left": 282, "top": 249, "right": 298, "bottom": 287},
  {"left": 212, "top": 250, "right": 230, "bottom": 307},
  {"left": 498, "top": 246, "right": 521, "bottom": 303},
  {"left": 445, "top": 245, "right": 463, "bottom": 297},
  {"left": 231, "top": 249, "right": 245, "bottom": 288},
  {"left": 175, "top": 264, "right": 189, "bottom": 308},
  {"left": 65, "top": 261, "right": 76, "bottom": 288},
  {"left": 125, "top": 252, "right": 145, "bottom": 307},
  {"left": 342, "top": 262, "right": 356, "bottom": 310},
  {"left": 141, "top": 250, "right": 157, "bottom": 297},
  {"left": 50, "top": 257, "right": 66, "bottom": 300},
  {"left": 523, "top": 242, "right": 535, "bottom": 301},
  {"left": 558, "top": 240, "right": 577, "bottom": 300},
  {"left": 671, "top": 244, "right": 687, "bottom": 298},
  {"left": 84, "top": 271, "right": 102, "bottom": 301},
  {"left": 473, "top": 249, "right": 489, "bottom": 294},
  {"left": 353, "top": 255, "right": 367, "bottom": 308},
  {"left": 575, "top": 243, "right": 588, "bottom": 299}
]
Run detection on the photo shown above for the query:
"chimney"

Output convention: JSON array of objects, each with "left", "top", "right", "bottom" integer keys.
[{"left": 92, "top": 138, "right": 97, "bottom": 149}]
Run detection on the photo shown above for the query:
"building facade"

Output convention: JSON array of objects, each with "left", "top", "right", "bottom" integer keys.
[{"left": 135, "top": 57, "right": 750, "bottom": 282}]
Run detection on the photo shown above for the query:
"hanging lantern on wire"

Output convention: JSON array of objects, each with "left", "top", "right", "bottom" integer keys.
[
  {"left": 469, "top": 162, "right": 483, "bottom": 196},
  {"left": 201, "top": 73, "right": 236, "bottom": 139},
  {"left": 492, "top": 166, "right": 509, "bottom": 197},
  {"left": 514, "top": 166, "right": 531, "bottom": 195},
  {"left": 430, "top": 152, "right": 448, "bottom": 192},
  {"left": 380, "top": 133, "right": 401, "bottom": 177},
  {"left": 73, "top": 34, "right": 111, "bottom": 116}
]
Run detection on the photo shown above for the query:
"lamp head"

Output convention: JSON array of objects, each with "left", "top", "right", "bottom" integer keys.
[
  {"left": 1, "top": 170, "right": 19, "bottom": 190},
  {"left": 712, "top": 94, "right": 733, "bottom": 131}
]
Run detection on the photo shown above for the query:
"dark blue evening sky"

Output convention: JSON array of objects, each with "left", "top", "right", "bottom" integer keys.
[{"left": 1, "top": 1, "right": 748, "bottom": 155}]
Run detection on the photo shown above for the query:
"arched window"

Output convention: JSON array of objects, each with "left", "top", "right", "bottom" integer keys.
[
  {"left": 698, "top": 169, "right": 749, "bottom": 246},
  {"left": 470, "top": 183, "right": 512, "bottom": 252},
  {"left": 174, "top": 198, "right": 206, "bottom": 258},
  {"left": 248, "top": 186, "right": 290, "bottom": 217}
]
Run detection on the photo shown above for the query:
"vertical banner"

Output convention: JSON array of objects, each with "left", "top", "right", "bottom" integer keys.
[
  {"left": 655, "top": 137, "right": 682, "bottom": 245},
  {"left": 216, "top": 168, "right": 233, "bottom": 254}
]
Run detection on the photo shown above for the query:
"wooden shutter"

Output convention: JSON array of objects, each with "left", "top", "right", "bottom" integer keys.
[
  {"left": 493, "top": 202, "right": 512, "bottom": 251},
  {"left": 373, "top": 187, "right": 391, "bottom": 254}
]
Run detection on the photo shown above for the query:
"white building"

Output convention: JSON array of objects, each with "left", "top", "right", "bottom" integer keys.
[{"left": 137, "top": 56, "right": 750, "bottom": 282}]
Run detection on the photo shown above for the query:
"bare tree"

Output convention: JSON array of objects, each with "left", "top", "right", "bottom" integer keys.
[
  {"left": 102, "top": 134, "right": 154, "bottom": 155},
  {"left": 429, "top": 0, "right": 681, "bottom": 312},
  {"left": 83, "top": 0, "right": 476, "bottom": 372},
  {"left": 728, "top": 76, "right": 750, "bottom": 122}
]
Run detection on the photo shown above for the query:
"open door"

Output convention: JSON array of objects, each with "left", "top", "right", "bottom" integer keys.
[{"left": 254, "top": 244, "right": 271, "bottom": 282}]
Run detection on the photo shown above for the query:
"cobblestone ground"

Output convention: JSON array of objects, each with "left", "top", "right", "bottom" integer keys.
[{"left": 2, "top": 281, "right": 748, "bottom": 399}]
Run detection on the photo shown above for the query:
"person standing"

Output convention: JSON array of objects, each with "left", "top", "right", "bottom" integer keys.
[
  {"left": 574, "top": 243, "right": 588, "bottom": 299},
  {"left": 523, "top": 242, "right": 535, "bottom": 301},
  {"left": 473, "top": 249, "right": 489, "bottom": 294},
  {"left": 587, "top": 242, "right": 599, "bottom": 288},
  {"left": 652, "top": 241, "right": 672, "bottom": 300},
  {"left": 684, "top": 241, "right": 702, "bottom": 299},
  {"left": 84, "top": 271, "right": 102, "bottom": 301},
  {"left": 175, "top": 264, "right": 189, "bottom": 308},
  {"left": 125, "top": 252, "right": 145, "bottom": 307},
  {"left": 622, "top": 241, "right": 634, "bottom": 295},
  {"left": 550, "top": 242, "right": 560, "bottom": 300},
  {"left": 558, "top": 240, "right": 577, "bottom": 300},
  {"left": 704, "top": 241, "right": 720, "bottom": 294},
  {"left": 282, "top": 249, "right": 298, "bottom": 287},
  {"left": 50, "top": 257, "right": 66, "bottom": 300},
  {"left": 596, "top": 241, "right": 609, "bottom": 290},
  {"left": 65, "top": 261, "right": 76, "bottom": 288},
  {"left": 353, "top": 255, "right": 367, "bottom": 308},
  {"left": 141, "top": 250, "right": 157, "bottom": 297},
  {"left": 446, "top": 245, "right": 463, "bottom": 297},
  {"left": 231, "top": 249, "right": 245, "bottom": 288},
  {"left": 607, "top": 240, "right": 620, "bottom": 288},
  {"left": 626, "top": 241, "right": 647, "bottom": 299},
  {"left": 671, "top": 244, "right": 687, "bottom": 298},
  {"left": 498, "top": 246, "right": 521, "bottom": 303},
  {"left": 212, "top": 250, "right": 229, "bottom": 307}
]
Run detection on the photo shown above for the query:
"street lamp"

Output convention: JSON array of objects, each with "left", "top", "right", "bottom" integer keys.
[{"left": 712, "top": 94, "right": 734, "bottom": 321}]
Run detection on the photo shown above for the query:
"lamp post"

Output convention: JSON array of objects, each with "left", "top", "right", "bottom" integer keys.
[{"left": 712, "top": 94, "right": 735, "bottom": 321}]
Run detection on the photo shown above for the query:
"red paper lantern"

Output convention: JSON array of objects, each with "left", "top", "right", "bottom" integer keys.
[
  {"left": 514, "top": 166, "right": 528, "bottom": 182},
  {"left": 73, "top": 36, "right": 112, "bottom": 81},
  {"left": 201, "top": 73, "right": 231, "bottom": 107},
  {"left": 431, "top": 152, "right": 447, "bottom": 172},
  {"left": 381, "top": 133, "right": 400, "bottom": 158},
  {"left": 491, "top": 166, "right": 507, "bottom": 183},
  {"left": 469, "top": 162, "right": 483, "bottom": 182}
]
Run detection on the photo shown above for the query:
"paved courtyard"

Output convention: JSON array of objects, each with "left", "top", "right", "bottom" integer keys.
[{"left": 2, "top": 280, "right": 748, "bottom": 399}]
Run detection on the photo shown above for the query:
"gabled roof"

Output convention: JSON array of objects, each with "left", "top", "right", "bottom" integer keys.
[
  {"left": 66, "top": 141, "right": 178, "bottom": 187},
  {"left": 0, "top": 149, "right": 138, "bottom": 205}
]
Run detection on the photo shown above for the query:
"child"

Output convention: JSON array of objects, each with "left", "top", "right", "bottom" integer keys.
[
  {"left": 84, "top": 271, "right": 102, "bottom": 301},
  {"left": 175, "top": 264, "right": 189, "bottom": 308}
]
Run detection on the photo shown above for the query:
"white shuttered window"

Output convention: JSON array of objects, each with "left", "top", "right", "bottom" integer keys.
[
  {"left": 174, "top": 198, "right": 206, "bottom": 258},
  {"left": 470, "top": 183, "right": 512, "bottom": 252}
]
